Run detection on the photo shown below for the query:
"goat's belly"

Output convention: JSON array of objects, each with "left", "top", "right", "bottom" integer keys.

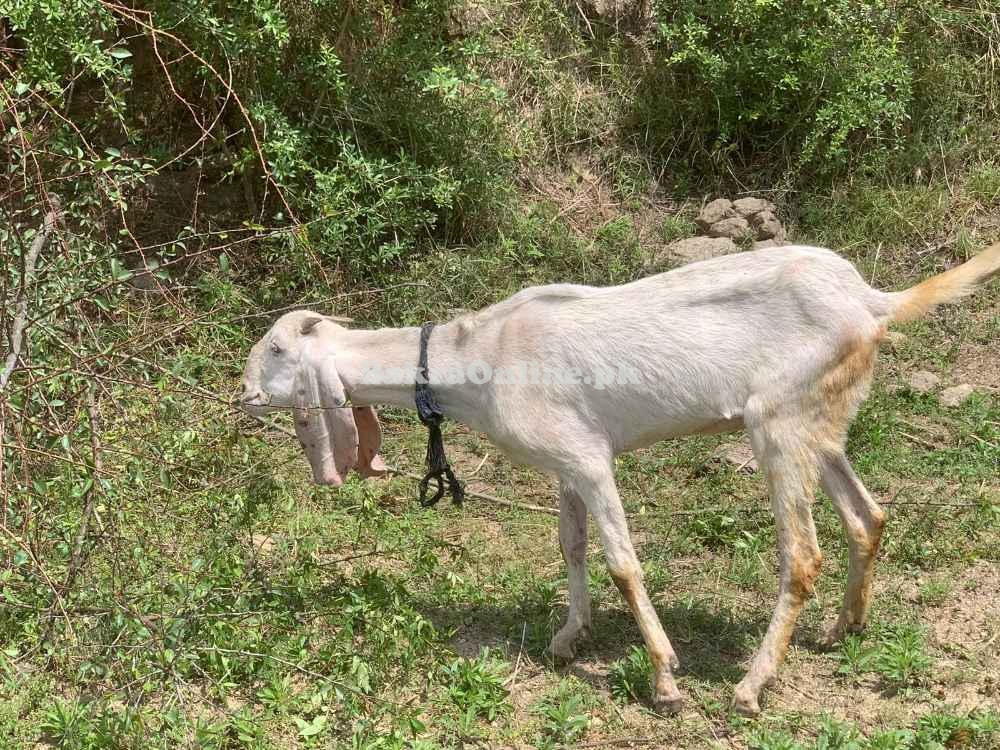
[{"left": 619, "top": 414, "right": 745, "bottom": 453}]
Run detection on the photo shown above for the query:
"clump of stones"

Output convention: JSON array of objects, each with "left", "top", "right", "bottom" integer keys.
[
  {"left": 654, "top": 197, "right": 789, "bottom": 267},
  {"left": 696, "top": 197, "right": 787, "bottom": 247}
]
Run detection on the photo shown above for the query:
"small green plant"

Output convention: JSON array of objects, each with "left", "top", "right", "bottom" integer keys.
[
  {"left": 873, "top": 623, "right": 932, "bottom": 690},
  {"left": 747, "top": 711, "right": 1000, "bottom": 749},
  {"left": 686, "top": 509, "right": 740, "bottom": 549},
  {"left": 659, "top": 214, "right": 697, "bottom": 243},
  {"left": 966, "top": 164, "right": 1000, "bottom": 205},
  {"left": 257, "top": 674, "right": 296, "bottom": 712},
  {"left": 609, "top": 645, "right": 653, "bottom": 704},
  {"left": 835, "top": 623, "right": 932, "bottom": 691},
  {"left": 917, "top": 578, "right": 951, "bottom": 607},
  {"left": 815, "top": 715, "right": 864, "bottom": 749},
  {"left": 39, "top": 700, "right": 90, "bottom": 747},
  {"left": 532, "top": 681, "right": 591, "bottom": 748},
  {"left": 439, "top": 649, "right": 510, "bottom": 729},
  {"left": 746, "top": 728, "right": 804, "bottom": 750},
  {"left": 836, "top": 633, "right": 873, "bottom": 679}
]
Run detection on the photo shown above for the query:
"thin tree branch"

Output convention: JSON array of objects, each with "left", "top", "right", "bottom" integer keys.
[{"left": 1, "top": 198, "right": 61, "bottom": 391}]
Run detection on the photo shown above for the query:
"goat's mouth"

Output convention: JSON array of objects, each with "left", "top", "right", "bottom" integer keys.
[{"left": 240, "top": 393, "right": 272, "bottom": 417}]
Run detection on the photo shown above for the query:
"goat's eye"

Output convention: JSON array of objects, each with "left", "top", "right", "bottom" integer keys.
[{"left": 270, "top": 342, "right": 282, "bottom": 355}]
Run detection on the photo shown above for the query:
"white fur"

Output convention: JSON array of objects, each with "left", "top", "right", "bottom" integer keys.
[{"left": 241, "top": 243, "right": 997, "bottom": 716}]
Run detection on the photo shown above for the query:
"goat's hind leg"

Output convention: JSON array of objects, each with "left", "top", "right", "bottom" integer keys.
[
  {"left": 550, "top": 482, "right": 592, "bottom": 661},
  {"left": 732, "top": 416, "right": 824, "bottom": 717},
  {"left": 819, "top": 452, "right": 886, "bottom": 647}
]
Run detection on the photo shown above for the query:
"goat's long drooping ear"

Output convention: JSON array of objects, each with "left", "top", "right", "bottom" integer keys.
[
  {"left": 292, "top": 355, "right": 357, "bottom": 486},
  {"left": 300, "top": 315, "right": 324, "bottom": 335},
  {"left": 352, "top": 407, "right": 387, "bottom": 477}
]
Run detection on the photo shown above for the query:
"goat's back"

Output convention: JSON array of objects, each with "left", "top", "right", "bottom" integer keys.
[{"left": 468, "top": 246, "right": 892, "bottom": 457}]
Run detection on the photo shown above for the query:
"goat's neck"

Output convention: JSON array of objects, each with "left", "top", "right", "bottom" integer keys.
[{"left": 336, "top": 323, "right": 479, "bottom": 421}]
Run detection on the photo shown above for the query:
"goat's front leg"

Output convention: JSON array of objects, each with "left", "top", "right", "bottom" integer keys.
[
  {"left": 566, "top": 468, "right": 683, "bottom": 714},
  {"left": 732, "top": 421, "right": 823, "bottom": 717},
  {"left": 550, "top": 482, "right": 591, "bottom": 661}
]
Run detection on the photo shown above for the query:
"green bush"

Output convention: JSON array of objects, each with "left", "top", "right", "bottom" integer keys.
[{"left": 632, "top": 0, "right": 998, "bottom": 180}]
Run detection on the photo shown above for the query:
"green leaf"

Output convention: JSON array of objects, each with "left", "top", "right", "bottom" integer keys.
[
  {"left": 111, "top": 258, "right": 133, "bottom": 281},
  {"left": 15, "top": 81, "right": 30, "bottom": 96},
  {"left": 108, "top": 48, "right": 133, "bottom": 60},
  {"left": 218, "top": 253, "right": 231, "bottom": 273},
  {"left": 294, "top": 715, "right": 327, "bottom": 737},
  {"left": 104, "top": 146, "right": 121, "bottom": 158}
]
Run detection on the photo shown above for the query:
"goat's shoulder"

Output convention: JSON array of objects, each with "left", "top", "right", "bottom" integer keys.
[{"left": 455, "top": 282, "right": 598, "bottom": 335}]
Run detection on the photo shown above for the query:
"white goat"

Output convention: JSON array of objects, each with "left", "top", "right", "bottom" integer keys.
[{"left": 240, "top": 243, "right": 1000, "bottom": 716}]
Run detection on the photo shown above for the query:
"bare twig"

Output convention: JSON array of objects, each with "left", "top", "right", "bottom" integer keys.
[{"left": 1, "top": 198, "right": 61, "bottom": 391}]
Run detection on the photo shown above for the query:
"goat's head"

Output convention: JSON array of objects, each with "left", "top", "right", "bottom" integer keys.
[{"left": 240, "top": 310, "right": 386, "bottom": 486}]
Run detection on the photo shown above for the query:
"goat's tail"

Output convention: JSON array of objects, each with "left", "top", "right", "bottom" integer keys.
[{"left": 887, "top": 241, "right": 1000, "bottom": 324}]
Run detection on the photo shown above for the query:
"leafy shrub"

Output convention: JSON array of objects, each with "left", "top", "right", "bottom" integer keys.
[{"left": 633, "top": 0, "right": 999, "bottom": 179}]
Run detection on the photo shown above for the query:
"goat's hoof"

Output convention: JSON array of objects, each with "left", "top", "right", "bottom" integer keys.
[
  {"left": 653, "top": 689, "right": 684, "bottom": 716},
  {"left": 731, "top": 688, "right": 761, "bottom": 718},
  {"left": 818, "top": 620, "right": 863, "bottom": 651},
  {"left": 548, "top": 638, "right": 577, "bottom": 664},
  {"left": 817, "top": 625, "right": 843, "bottom": 651},
  {"left": 549, "top": 625, "right": 590, "bottom": 664}
]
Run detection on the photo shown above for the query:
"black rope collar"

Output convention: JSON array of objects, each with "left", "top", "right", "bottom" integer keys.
[{"left": 414, "top": 322, "right": 465, "bottom": 507}]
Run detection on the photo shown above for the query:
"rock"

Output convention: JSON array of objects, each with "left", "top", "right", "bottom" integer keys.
[
  {"left": 707, "top": 216, "right": 751, "bottom": 239},
  {"left": 718, "top": 441, "right": 758, "bottom": 473},
  {"left": 753, "top": 239, "right": 782, "bottom": 250},
  {"left": 939, "top": 383, "right": 975, "bottom": 407},
  {"left": 907, "top": 370, "right": 940, "bottom": 394},
  {"left": 446, "top": 2, "right": 490, "bottom": 37},
  {"left": 884, "top": 331, "right": 907, "bottom": 352},
  {"left": 658, "top": 236, "right": 738, "bottom": 265},
  {"left": 732, "top": 197, "right": 775, "bottom": 218},
  {"left": 696, "top": 198, "right": 734, "bottom": 230},
  {"left": 583, "top": 0, "right": 650, "bottom": 19},
  {"left": 751, "top": 209, "right": 786, "bottom": 241}
]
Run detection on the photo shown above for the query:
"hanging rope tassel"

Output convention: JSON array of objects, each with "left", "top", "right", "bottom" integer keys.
[{"left": 415, "top": 322, "right": 465, "bottom": 507}]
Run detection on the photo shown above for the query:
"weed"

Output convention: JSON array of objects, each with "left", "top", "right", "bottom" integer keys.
[
  {"left": 747, "top": 711, "right": 1000, "bottom": 749},
  {"left": 686, "top": 509, "right": 740, "bottom": 549},
  {"left": 873, "top": 624, "right": 933, "bottom": 690},
  {"left": 659, "top": 214, "right": 697, "bottom": 243},
  {"left": 609, "top": 645, "right": 653, "bottom": 704},
  {"left": 917, "top": 578, "right": 951, "bottom": 607},
  {"left": 966, "top": 164, "right": 1000, "bottom": 205},
  {"left": 835, "top": 623, "right": 932, "bottom": 691},
  {"left": 747, "top": 728, "right": 804, "bottom": 750},
  {"left": 439, "top": 649, "right": 510, "bottom": 730},
  {"left": 532, "top": 680, "right": 591, "bottom": 748},
  {"left": 836, "top": 633, "right": 873, "bottom": 679}
]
